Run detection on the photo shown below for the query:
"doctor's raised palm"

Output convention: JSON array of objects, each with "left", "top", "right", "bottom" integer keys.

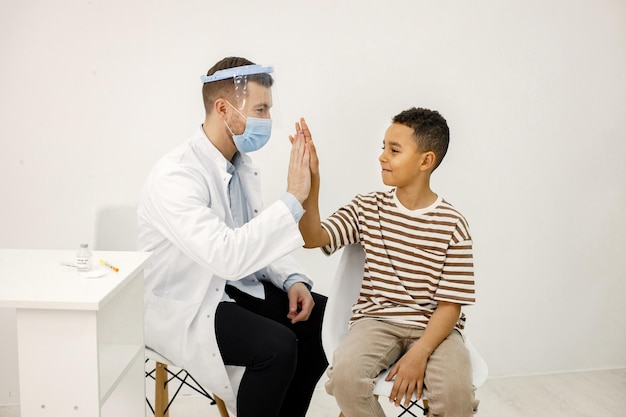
[{"left": 287, "top": 129, "right": 312, "bottom": 204}]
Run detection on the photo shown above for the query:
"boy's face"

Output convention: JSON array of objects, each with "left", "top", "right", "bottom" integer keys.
[{"left": 379, "top": 123, "right": 424, "bottom": 188}]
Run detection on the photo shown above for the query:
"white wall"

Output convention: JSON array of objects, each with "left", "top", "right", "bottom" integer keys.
[{"left": 1, "top": 0, "right": 625, "bottom": 405}]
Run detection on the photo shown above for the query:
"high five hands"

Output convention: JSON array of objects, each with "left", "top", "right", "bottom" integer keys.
[
  {"left": 290, "top": 118, "right": 318, "bottom": 176},
  {"left": 287, "top": 118, "right": 318, "bottom": 203},
  {"left": 285, "top": 118, "right": 318, "bottom": 324}
]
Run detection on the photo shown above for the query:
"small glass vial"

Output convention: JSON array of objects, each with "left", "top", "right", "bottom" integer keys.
[{"left": 76, "top": 243, "right": 93, "bottom": 272}]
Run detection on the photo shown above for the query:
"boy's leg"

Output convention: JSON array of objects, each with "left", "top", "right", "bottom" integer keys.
[
  {"left": 419, "top": 330, "right": 479, "bottom": 417},
  {"left": 325, "top": 319, "right": 403, "bottom": 417}
]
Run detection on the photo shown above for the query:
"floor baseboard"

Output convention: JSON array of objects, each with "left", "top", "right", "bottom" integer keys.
[{"left": 0, "top": 405, "right": 20, "bottom": 417}]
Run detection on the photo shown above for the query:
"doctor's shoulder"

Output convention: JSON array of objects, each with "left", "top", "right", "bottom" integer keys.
[{"left": 146, "top": 146, "right": 206, "bottom": 189}]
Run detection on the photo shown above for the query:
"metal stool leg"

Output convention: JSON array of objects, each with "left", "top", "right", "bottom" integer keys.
[
  {"left": 147, "top": 358, "right": 231, "bottom": 417},
  {"left": 338, "top": 395, "right": 428, "bottom": 417}
]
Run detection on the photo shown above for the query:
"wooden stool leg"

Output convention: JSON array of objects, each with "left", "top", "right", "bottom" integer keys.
[
  {"left": 214, "top": 394, "right": 230, "bottom": 417},
  {"left": 154, "top": 361, "right": 169, "bottom": 417}
]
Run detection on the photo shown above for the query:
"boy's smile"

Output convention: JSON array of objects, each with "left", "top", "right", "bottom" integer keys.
[{"left": 379, "top": 123, "right": 423, "bottom": 188}]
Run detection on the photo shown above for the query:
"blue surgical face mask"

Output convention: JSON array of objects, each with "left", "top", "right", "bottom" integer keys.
[{"left": 224, "top": 102, "right": 272, "bottom": 153}]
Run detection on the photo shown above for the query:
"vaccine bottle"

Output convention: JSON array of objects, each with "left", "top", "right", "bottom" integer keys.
[{"left": 76, "top": 243, "right": 93, "bottom": 272}]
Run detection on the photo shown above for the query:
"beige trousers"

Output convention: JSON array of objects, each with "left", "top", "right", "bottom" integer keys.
[{"left": 325, "top": 319, "right": 479, "bottom": 417}]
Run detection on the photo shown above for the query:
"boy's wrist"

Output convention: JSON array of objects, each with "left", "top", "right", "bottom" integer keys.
[{"left": 411, "top": 340, "right": 435, "bottom": 357}]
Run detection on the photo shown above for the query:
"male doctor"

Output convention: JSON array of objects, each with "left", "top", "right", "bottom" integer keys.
[{"left": 137, "top": 56, "right": 328, "bottom": 417}]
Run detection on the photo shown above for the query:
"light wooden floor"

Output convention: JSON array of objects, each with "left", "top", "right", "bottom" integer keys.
[
  {"left": 145, "top": 368, "right": 626, "bottom": 417},
  {"left": 1, "top": 368, "right": 624, "bottom": 417}
]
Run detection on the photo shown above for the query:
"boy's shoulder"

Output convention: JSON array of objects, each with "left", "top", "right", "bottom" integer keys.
[
  {"left": 354, "top": 189, "right": 394, "bottom": 200},
  {"left": 438, "top": 198, "right": 471, "bottom": 227},
  {"left": 348, "top": 190, "right": 396, "bottom": 211}
]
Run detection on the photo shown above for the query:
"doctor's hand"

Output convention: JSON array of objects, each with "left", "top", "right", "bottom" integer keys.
[
  {"left": 290, "top": 118, "right": 318, "bottom": 176},
  {"left": 286, "top": 282, "right": 315, "bottom": 324},
  {"left": 287, "top": 130, "right": 311, "bottom": 204}
]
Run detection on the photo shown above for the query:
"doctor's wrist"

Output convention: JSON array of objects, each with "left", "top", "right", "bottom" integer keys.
[
  {"left": 283, "top": 277, "right": 311, "bottom": 293},
  {"left": 281, "top": 193, "right": 305, "bottom": 222}
]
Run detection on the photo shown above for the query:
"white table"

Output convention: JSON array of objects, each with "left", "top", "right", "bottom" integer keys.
[{"left": 0, "top": 249, "right": 152, "bottom": 417}]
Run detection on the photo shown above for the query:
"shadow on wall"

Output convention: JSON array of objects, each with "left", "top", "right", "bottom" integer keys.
[{"left": 94, "top": 204, "right": 138, "bottom": 251}]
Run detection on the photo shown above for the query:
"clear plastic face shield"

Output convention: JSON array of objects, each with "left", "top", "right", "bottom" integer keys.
[
  {"left": 202, "top": 65, "right": 281, "bottom": 153},
  {"left": 201, "top": 64, "right": 274, "bottom": 113}
]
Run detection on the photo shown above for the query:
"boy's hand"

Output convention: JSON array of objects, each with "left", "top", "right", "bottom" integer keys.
[
  {"left": 386, "top": 302, "right": 461, "bottom": 407},
  {"left": 386, "top": 345, "right": 430, "bottom": 407}
]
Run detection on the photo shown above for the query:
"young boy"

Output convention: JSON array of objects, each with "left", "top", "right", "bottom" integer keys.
[{"left": 296, "top": 108, "right": 479, "bottom": 417}]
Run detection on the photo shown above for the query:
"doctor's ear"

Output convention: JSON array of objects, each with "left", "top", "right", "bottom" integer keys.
[{"left": 214, "top": 99, "right": 229, "bottom": 117}]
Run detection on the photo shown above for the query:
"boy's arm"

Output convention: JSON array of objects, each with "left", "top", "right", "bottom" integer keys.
[
  {"left": 386, "top": 301, "right": 462, "bottom": 407},
  {"left": 293, "top": 118, "right": 330, "bottom": 248}
]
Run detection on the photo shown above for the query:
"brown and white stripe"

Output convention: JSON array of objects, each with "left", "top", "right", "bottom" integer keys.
[{"left": 321, "top": 190, "right": 475, "bottom": 330}]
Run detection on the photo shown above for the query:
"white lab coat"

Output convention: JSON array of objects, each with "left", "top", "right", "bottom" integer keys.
[{"left": 137, "top": 127, "right": 311, "bottom": 412}]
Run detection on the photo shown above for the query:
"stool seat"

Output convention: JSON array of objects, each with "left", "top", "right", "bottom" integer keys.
[{"left": 145, "top": 347, "right": 174, "bottom": 366}]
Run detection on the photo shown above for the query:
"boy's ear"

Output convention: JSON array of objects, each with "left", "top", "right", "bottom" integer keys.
[{"left": 420, "top": 151, "right": 437, "bottom": 171}]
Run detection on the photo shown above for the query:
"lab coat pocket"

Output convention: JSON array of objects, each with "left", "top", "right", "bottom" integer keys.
[{"left": 145, "top": 293, "right": 201, "bottom": 366}]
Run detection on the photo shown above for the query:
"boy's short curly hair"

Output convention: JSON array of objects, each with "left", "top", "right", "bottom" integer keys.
[
  {"left": 202, "top": 56, "right": 274, "bottom": 114},
  {"left": 392, "top": 107, "right": 450, "bottom": 171}
]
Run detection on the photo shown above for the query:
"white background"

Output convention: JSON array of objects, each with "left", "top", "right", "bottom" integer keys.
[{"left": 1, "top": 0, "right": 625, "bottom": 406}]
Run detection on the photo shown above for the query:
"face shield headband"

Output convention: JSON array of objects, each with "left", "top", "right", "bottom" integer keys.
[{"left": 200, "top": 64, "right": 274, "bottom": 84}]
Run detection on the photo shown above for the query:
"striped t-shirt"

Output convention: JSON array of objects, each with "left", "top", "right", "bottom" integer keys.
[{"left": 321, "top": 189, "right": 475, "bottom": 330}]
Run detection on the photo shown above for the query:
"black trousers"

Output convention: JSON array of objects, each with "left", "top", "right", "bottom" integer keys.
[{"left": 215, "top": 282, "right": 328, "bottom": 417}]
